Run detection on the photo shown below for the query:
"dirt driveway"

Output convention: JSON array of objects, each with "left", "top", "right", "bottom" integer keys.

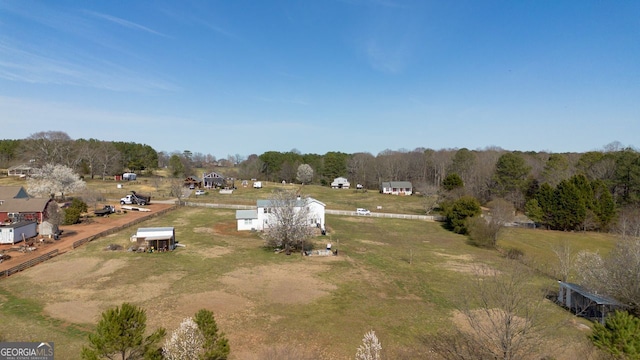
[{"left": 0, "top": 203, "right": 175, "bottom": 273}]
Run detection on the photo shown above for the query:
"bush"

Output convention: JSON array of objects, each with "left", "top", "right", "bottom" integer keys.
[
  {"left": 442, "top": 196, "right": 482, "bottom": 234},
  {"left": 466, "top": 216, "right": 500, "bottom": 248},
  {"left": 503, "top": 247, "right": 524, "bottom": 260},
  {"left": 62, "top": 198, "right": 88, "bottom": 225},
  {"left": 63, "top": 207, "right": 82, "bottom": 225}
]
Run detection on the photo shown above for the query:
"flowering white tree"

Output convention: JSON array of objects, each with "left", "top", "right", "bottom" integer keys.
[
  {"left": 263, "top": 189, "right": 315, "bottom": 254},
  {"left": 27, "top": 163, "right": 85, "bottom": 199},
  {"left": 163, "top": 317, "right": 204, "bottom": 360},
  {"left": 355, "top": 330, "right": 382, "bottom": 360},
  {"left": 296, "top": 164, "right": 314, "bottom": 184}
]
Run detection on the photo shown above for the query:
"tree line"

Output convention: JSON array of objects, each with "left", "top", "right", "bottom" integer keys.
[
  {"left": 0, "top": 131, "right": 158, "bottom": 179},
  {"left": 3, "top": 133, "right": 640, "bottom": 224}
]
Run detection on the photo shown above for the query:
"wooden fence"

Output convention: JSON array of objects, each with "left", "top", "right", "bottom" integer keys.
[
  {"left": 1, "top": 205, "right": 177, "bottom": 279},
  {"left": 73, "top": 205, "right": 176, "bottom": 249},
  {"left": 0, "top": 249, "right": 59, "bottom": 278}
]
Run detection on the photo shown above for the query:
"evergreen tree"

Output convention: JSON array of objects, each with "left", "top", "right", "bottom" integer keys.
[
  {"left": 553, "top": 180, "right": 586, "bottom": 231},
  {"left": 81, "top": 303, "right": 165, "bottom": 360},
  {"left": 442, "top": 173, "right": 464, "bottom": 191},
  {"left": 524, "top": 198, "right": 543, "bottom": 225},
  {"left": 443, "top": 196, "right": 481, "bottom": 234},
  {"left": 590, "top": 311, "right": 640, "bottom": 359},
  {"left": 193, "top": 309, "right": 230, "bottom": 360},
  {"left": 535, "top": 183, "right": 555, "bottom": 229},
  {"left": 592, "top": 179, "right": 616, "bottom": 230},
  {"left": 322, "top": 151, "right": 349, "bottom": 181},
  {"left": 492, "top": 152, "right": 531, "bottom": 210},
  {"left": 614, "top": 149, "right": 640, "bottom": 205}
]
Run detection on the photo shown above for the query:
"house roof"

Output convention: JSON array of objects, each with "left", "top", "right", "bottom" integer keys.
[
  {"left": 0, "top": 197, "right": 51, "bottom": 213},
  {"left": 559, "top": 281, "right": 625, "bottom": 306},
  {"left": 0, "top": 186, "right": 30, "bottom": 200},
  {"left": 257, "top": 197, "right": 326, "bottom": 208},
  {"left": 236, "top": 209, "right": 258, "bottom": 219},
  {"left": 8, "top": 164, "right": 34, "bottom": 171},
  {"left": 203, "top": 171, "right": 224, "bottom": 178},
  {"left": 137, "top": 227, "right": 174, "bottom": 234},
  {"left": 381, "top": 181, "right": 412, "bottom": 188}
]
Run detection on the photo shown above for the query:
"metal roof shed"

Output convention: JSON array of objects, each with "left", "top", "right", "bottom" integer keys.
[
  {"left": 134, "top": 227, "right": 176, "bottom": 251},
  {"left": 558, "top": 281, "right": 626, "bottom": 324}
]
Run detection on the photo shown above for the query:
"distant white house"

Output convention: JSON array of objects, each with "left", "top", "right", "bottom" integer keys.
[
  {"left": 331, "top": 177, "right": 350, "bottom": 189},
  {"left": 236, "top": 209, "right": 259, "bottom": 231},
  {"left": 380, "top": 181, "right": 413, "bottom": 195},
  {"left": 7, "top": 164, "right": 37, "bottom": 177},
  {"left": 236, "top": 197, "right": 326, "bottom": 231}
]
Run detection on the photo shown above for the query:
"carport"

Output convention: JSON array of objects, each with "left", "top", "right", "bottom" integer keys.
[{"left": 133, "top": 227, "right": 176, "bottom": 251}]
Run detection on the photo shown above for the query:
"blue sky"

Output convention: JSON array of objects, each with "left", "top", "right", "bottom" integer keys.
[{"left": 1, "top": 0, "right": 639, "bottom": 158}]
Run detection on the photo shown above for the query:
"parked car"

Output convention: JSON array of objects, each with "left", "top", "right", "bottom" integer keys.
[
  {"left": 195, "top": 189, "right": 206, "bottom": 196},
  {"left": 356, "top": 208, "right": 371, "bottom": 215}
]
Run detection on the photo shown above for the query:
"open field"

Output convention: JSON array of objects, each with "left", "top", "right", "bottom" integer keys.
[
  {"left": 0, "top": 175, "right": 618, "bottom": 358},
  {"left": 0, "top": 206, "right": 615, "bottom": 359}
]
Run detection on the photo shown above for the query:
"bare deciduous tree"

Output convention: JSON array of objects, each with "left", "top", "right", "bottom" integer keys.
[
  {"left": 95, "top": 141, "right": 122, "bottom": 180},
  {"left": 426, "top": 265, "right": 551, "bottom": 360},
  {"left": 421, "top": 184, "right": 441, "bottom": 215},
  {"left": 348, "top": 152, "right": 376, "bottom": 189},
  {"left": 170, "top": 179, "right": 185, "bottom": 204},
  {"left": 553, "top": 240, "right": 575, "bottom": 282},
  {"left": 263, "top": 189, "right": 315, "bottom": 254},
  {"left": 615, "top": 205, "right": 640, "bottom": 238},
  {"left": 20, "top": 131, "right": 73, "bottom": 166}
]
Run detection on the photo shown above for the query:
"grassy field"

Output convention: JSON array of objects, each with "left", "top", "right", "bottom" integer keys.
[{"left": 0, "top": 175, "right": 617, "bottom": 359}]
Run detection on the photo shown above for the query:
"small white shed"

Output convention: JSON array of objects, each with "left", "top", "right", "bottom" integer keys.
[
  {"left": 0, "top": 221, "right": 38, "bottom": 244},
  {"left": 123, "top": 172, "right": 137, "bottom": 181},
  {"left": 236, "top": 210, "right": 259, "bottom": 231}
]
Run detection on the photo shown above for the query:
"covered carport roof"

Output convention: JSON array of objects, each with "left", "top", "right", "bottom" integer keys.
[{"left": 559, "top": 281, "right": 625, "bottom": 306}]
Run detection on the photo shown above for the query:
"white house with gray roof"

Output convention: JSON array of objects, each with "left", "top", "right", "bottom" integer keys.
[
  {"left": 236, "top": 197, "right": 325, "bottom": 231},
  {"left": 380, "top": 181, "right": 413, "bottom": 195}
]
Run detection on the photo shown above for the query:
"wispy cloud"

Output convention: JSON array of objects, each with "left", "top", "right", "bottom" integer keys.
[
  {"left": 0, "top": 39, "right": 179, "bottom": 92},
  {"left": 84, "top": 10, "right": 170, "bottom": 38},
  {"left": 158, "top": 7, "right": 237, "bottom": 39}
]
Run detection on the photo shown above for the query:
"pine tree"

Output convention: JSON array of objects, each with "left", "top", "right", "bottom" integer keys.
[
  {"left": 81, "top": 303, "right": 165, "bottom": 360},
  {"left": 193, "top": 309, "right": 230, "bottom": 360},
  {"left": 590, "top": 311, "right": 640, "bottom": 359}
]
